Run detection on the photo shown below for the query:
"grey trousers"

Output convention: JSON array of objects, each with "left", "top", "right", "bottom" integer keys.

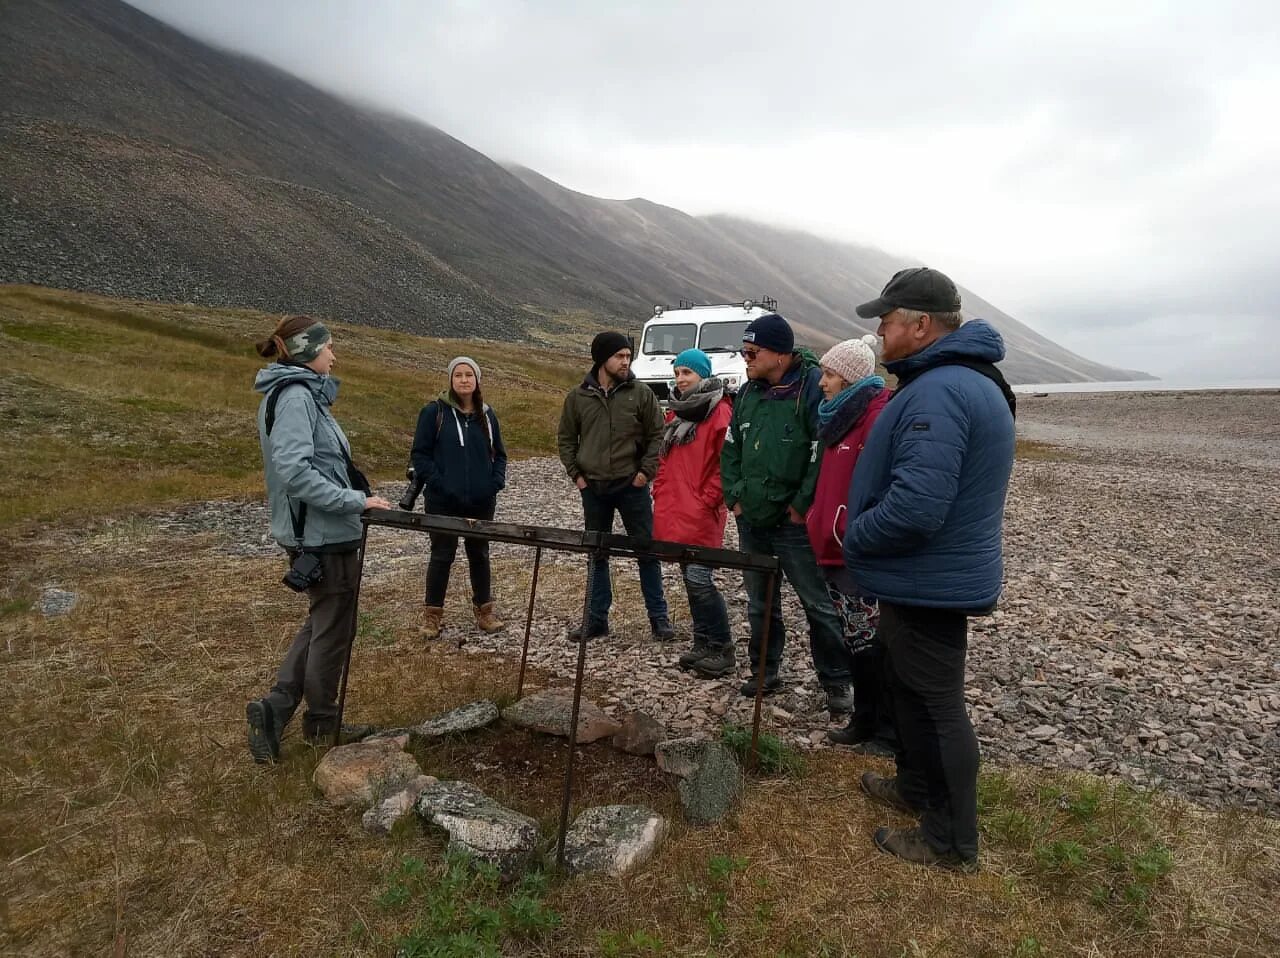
[{"left": 263, "top": 549, "right": 360, "bottom": 738}]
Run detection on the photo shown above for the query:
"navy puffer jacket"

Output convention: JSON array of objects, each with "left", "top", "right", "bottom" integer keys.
[{"left": 842, "top": 320, "right": 1015, "bottom": 611}]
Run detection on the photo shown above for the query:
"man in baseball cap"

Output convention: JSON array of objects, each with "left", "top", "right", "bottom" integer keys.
[{"left": 844, "top": 266, "right": 1016, "bottom": 872}]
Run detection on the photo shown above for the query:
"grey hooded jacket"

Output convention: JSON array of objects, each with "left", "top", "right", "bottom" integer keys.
[{"left": 254, "top": 363, "right": 366, "bottom": 550}]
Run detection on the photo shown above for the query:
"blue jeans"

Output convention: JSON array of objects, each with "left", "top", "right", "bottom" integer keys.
[
  {"left": 683, "top": 563, "right": 731, "bottom": 649},
  {"left": 581, "top": 480, "right": 668, "bottom": 623},
  {"left": 735, "top": 515, "right": 851, "bottom": 686}
]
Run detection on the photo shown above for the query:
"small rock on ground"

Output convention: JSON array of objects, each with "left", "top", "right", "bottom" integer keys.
[
  {"left": 561, "top": 805, "right": 667, "bottom": 877},
  {"left": 415, "top": 781, "right": 540, "bottom": 874},
  {"left": 655, "top": 737, "right": 743, "bottom": 825},
  {"left": 313, "top": 738, "right": 422, "bottom": 809},
  {"left": 502, "top": 690, "right": 621, "bottom": 743}
]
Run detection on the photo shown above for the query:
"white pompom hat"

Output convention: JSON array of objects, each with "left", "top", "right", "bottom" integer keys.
[{"left": 819, "top": 334, "right": 879, "bottom": 385}]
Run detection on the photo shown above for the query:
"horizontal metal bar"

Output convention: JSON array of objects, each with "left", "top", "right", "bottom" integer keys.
[{"left": 362, "top": 509, "right": 780, "bottom": 573}]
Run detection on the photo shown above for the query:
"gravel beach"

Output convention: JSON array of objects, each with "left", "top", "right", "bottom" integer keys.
[{"left": 97, "top": 389, "right": 1280, "bottom": 813}]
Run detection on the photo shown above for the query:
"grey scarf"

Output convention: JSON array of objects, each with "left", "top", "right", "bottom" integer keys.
[{"left": 660, "top": 377, "right": 726, "bottom": 458}]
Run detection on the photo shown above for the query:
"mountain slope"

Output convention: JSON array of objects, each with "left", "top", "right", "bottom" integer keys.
[{"left": 0, "top": 0, "right": 1147, "bottom": 380}]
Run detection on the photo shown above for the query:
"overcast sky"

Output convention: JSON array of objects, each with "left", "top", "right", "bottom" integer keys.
[{"left": 129, "top": 0, "right": 1280, "bottom": 381}]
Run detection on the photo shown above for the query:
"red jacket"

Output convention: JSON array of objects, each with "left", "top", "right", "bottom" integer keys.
[
  {"left": 652, "top": 398, "right": 733, "bottom": 548},
  {"left": 807, "top": 388, "right": 892, "bottom": 566}
]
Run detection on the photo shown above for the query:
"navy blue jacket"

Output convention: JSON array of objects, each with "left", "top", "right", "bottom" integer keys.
[
  {"left": 411, "top": 399, "right": 508, "bottom": 512},
  {"left": 842, "top": 320, "right": 1015, "bottom": 611}
]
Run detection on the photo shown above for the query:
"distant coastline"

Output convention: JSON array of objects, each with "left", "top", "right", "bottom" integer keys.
[{"left": 1012, "top": 378, "right": 1280, "bottom": 394}]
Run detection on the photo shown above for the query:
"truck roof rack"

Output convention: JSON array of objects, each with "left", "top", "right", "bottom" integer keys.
[{"left": 653, "top": 296, "right": 778, "bottom": 315}]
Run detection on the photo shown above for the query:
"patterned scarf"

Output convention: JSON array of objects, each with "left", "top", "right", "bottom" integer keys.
[
  {"left": 816, "top": 376, "right": 886, "bottom": 447},
  {"left": 660, "top": 377, "right": 726, "bottom": 458}
]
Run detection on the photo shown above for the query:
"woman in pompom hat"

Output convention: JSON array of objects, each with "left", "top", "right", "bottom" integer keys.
[
  {"left": 651, "top": 348, "right": 736, "bottom": 677},
  {"left": 410, "top": 356, "right": 508, "bottom": 639},
  {"left": 807, "top": 334, "right": 897, "bottom": 753}
]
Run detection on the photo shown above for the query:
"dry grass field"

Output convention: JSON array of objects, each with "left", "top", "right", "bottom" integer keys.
[{"left": 2, "top": 287, "right": 1278, "bottom": 956}]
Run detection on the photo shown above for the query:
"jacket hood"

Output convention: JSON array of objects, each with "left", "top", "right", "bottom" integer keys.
[
  {"left": 254, "top": 362, "right": 339, "bottom": 405},
  {"left": 886, "top": 319, "right": 1006, "bottom": 379}
]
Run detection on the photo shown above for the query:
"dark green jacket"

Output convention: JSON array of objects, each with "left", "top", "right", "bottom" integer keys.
[
  {"left": 720, "top": 348, "right": 824, "bottom": 527},
  {"left": 558, "top": 370, "right": 664, "bottom": 483}
]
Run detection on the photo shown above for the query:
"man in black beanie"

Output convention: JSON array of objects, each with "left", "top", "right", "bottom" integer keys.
[
  {"left": 721, "top": 313, "right": 855, "bottom": 715},
  {"left": 557, "top": 331, "right": 672, "bottom": 641}
]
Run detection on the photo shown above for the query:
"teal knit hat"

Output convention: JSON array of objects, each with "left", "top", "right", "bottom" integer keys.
[{"left": 672, "top": 348, "right": 712, "bottom": 379}]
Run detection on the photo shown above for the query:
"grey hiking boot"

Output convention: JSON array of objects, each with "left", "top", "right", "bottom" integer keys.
[
  {"left": 567, "top": 618, "right": 609, "bottom": 642},
  {"left": 859, "top": 771, "right": 915, "bottom": 815},
  {"left": 692, "top": 645, "right": 735, "bottom": 679},
  {"left": 873, "top": 826, "right": 978, "bottom": 873},
  {"left": 246, "top": 699, "right": 280, "bottom": 764},
  {"left": 678, "top": 639, "right": 710, "bottom": 670},
  {"left": 823, "top": 683, "right": 856, "bottom": 715},
  {"left": 738, "top": 672, "right": 782, "bottom": 698}
]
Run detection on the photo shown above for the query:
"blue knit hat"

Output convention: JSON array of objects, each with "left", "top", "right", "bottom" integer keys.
[
  {"left": 672, "top": 348, "right": 712, "bottom": 379},
  {"left": 742, "top": 313, "right": 794, "bottom": 354}
]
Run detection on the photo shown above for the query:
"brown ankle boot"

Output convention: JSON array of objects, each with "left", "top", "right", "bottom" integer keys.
[
  {"left": 421, "top": 605, "right": 444, "bottom": 639},
  {"left": 474, "top": 601, "right": 504, "bottom": 633}
]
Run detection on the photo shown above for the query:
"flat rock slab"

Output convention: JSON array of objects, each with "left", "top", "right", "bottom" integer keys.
[
  {"left": 655, "top": 737, "right": 743, "bottom": 825},
  {"left": 611, "top": 711, "right": 667, "bottom": 756},
  {"left": 362, "top": 774, "right": 440, "bottom": 835},
  {"left": 39, "top": 587, "right": 77, "bottom": 616},
  {"left": 561, "top": 805, "right": 667, "bottom": 877},
  {"left": 410, "top": 700, "right": 500, "bottom": 743},
  {"left": 415, "top": 781, "right": 539, "bottom": 874},
  {"left": 502, "top": 690, "right": 620, "bottom": 743},
  {"left": 313, "top": 738, "right": 421, "bottom": 809}
]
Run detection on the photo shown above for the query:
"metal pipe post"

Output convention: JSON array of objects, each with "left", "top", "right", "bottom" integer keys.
[
  {"left": 556, "top": 549, "right": 598, "bottom": 870},
  {"left": 516, "top": 546, "right": 542, "bottom": 698},
  {"left": 332, "top": 522, "right": 370, "bottom": 747},
  {"left": 749, "top": 568, "right": 778, "bottom": 769}
]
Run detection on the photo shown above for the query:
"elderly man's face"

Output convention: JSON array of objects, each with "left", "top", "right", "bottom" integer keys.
[
  {"left": 877, "top": 309, "right": 928, "bottom": 363},
  {"left": 741, "top": 343, "right": 786, "bottom": 381}
]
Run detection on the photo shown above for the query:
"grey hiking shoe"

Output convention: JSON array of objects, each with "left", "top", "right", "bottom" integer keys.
[
  {"left": 650, "top": 616, "right": 676, "bottom": 641},
  {"left": 859, "top": 771, "right": 915, "bottom": 815},
  {"left": 738, "top": 672, "right": 782, "bottom": 698},
  {"left": 823, "top": 683, "right": 856, "bottom": 715},
  {"left": 873, "top": 826, "right": 978, "bottom": 873},
  {"left": 246, "top": 699, "right": 280, "bottom": 764},
  {"left": 678, "top": 640, "right": 710, "bottom": 670},
  {"left": 567, "top": 618, "right": 609, "bottom": 642},
  {"left": 692, "top": 645, "right": 735, "bottom": 679}
]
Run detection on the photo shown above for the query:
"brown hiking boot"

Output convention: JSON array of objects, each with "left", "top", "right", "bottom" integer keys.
[
  {"left": 873, "top": 826, "right": 978, "bottom": 872},
  {"left": 859, "top": 771, "right": 915, "bottom": 815},
  {"left": 474, "top": 601, "right": 504, "bottom": 633},
  {"left": 421, "top": 605, "right": 444, "bottom": 639}
]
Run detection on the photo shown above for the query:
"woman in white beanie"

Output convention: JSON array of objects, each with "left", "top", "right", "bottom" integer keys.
[
  {"left": 409, "top": 357, "right": 508, "bottom": 639},
  {"left": 806, "top": 335, "right": 897, "bottom": 753}
]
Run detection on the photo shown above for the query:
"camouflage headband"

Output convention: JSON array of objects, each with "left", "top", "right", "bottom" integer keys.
[{"left": 281, "top": 322, "right": 331, "bottom": 363}]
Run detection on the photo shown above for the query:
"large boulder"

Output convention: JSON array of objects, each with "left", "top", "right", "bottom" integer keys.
[
  {"left": 655, "top": 737, "right": 743, "bottom": 825},
  {"left": 313, "top": 736, "right": 420, "bottom": 808},
  {"left": 361, "top": 774, "right": 439, "bottom": 835},
  {"left": 611, "top": 711, "right": 667, "bottom": 757},
  {"left": 415, "top": 781, "right": 539, "bottom": 874},
  {"left": 561, "top": 805, "right": 667, "bottom": 877},
  {"left": 409, "top": 700, "right": 500, "bottom": 744},
  {"left": 502, "top": 691, "right": 621, "bottom": 743}
]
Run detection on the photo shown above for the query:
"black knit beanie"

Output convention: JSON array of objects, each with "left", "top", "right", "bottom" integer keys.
[
  {"left": 742, "top": 313, "right": 794, "bottom": 354},
  {"left": 591, "top": 330, "right": 631, "bottom": 367}
]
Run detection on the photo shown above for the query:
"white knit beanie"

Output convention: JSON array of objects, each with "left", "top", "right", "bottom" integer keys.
[
  {"left": 447, "top": 355, "right": 481, "bottom": 382},
  {"left": 819, "top": 334, "right": 879, "bottom": 384}
]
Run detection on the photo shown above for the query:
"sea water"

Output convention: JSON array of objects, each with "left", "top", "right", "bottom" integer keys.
[{"left": 1012, "top": 378, "right": 1280, "bottom": 394}]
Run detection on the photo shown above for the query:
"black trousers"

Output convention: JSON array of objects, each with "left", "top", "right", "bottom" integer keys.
[
  {"left": 879, "top": 601, "right": 979, "bottom": 862},
  {"left": 424, "top": 498, "right": 495, "bottom": 607}
]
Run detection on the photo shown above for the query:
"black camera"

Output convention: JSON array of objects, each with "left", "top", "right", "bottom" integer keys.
[
  {"left": 399, "top": 465, "right": 425, "bottom": 512},
  {"left": 282, "top": 551, "right": 324, "bottom": 592}
]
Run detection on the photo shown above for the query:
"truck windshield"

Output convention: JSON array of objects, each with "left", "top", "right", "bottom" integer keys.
[
  {"left": 642, "top": 323, "right": 695, "bottom": 356},
  {"left": 699, "top": 320, "right": 751, "bottom": 352}
]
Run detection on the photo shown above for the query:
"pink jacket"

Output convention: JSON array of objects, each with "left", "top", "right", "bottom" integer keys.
[
  {"left": 652, "top": 399, "right": 733, "bottom": 548},
  {"left": 806, "top": 389, "right": 892, "bottom": 566}
]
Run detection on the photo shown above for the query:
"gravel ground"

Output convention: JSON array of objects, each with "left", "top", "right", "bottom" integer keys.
[{"left": 60, "top": 390, "right": 1280, "bottom": 814}]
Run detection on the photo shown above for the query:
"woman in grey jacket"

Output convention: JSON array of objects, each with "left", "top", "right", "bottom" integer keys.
[{"left": 246, "top": 315, "right": 391, "bottom": 763}]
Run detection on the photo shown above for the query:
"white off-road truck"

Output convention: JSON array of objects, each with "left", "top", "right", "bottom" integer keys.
[{"left": 630, "top": 298, "right": 777, "bottom": 400}]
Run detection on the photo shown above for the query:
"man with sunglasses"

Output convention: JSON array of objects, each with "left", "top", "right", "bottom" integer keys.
[
  {"left": 721, "top": 313, "right": 855, "bottom": 715},
  {"left": 843, "top": 266, "right": 1016, "bottom": 872}
]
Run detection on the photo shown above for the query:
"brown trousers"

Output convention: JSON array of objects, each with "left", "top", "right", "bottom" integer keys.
[{"left": 263, "top": 549, "right": 360, "bottom": 738}]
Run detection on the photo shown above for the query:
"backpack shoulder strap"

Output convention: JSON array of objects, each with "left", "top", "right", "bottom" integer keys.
[{"left": 265, "top": 381, "right": 315, "bottom": 435}]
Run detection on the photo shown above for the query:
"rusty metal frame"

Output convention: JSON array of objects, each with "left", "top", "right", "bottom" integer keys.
[{"left": 335, "top": 509, "right": 781, "bottom": 869}]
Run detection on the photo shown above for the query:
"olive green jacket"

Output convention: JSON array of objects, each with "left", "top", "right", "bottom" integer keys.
[{"left": 557, "top": 371, "right": 664, "bottom": 483}]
